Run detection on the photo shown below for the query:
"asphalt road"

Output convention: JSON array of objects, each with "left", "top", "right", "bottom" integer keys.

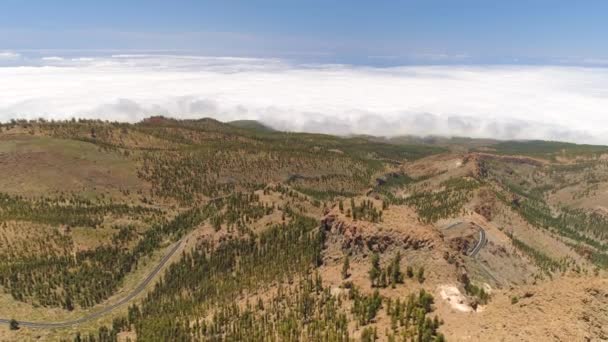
[
  {"left": 444, "top": 221, "right": 486, "bottom": 257},
  {"left": 469, "top": 225, "right": 486, "bottom": 257},
  {"left": 0, "top": 237, "right": 184, "bottom": 329},
  {"left": 444, "top": 221, "right": 464, "bottom": 230}
]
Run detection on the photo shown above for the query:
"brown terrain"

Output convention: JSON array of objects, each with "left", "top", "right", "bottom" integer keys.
[{"left": 0, "top": 119, "right": 606, "bottom": 341}]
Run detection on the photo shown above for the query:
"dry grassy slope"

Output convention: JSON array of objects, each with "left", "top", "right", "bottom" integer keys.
[
  {"left": 0, "top": 128, "right": 178, "bottom": 257},
  {"left": 15, "top": 120, "right": 183, "bottom": 150},
  {"left": 418, "top": 153, "right": 607, "bottom": 340},
  {"left": 549, "top": 174, "right": 608, "bottom": 213},
  {"left": 0, "top": 221, "right": 72, "bottom": 259},
  {"left": 401, "top": 152, "right": 470, "bottom": 179},
  {"left": 438, "top": 276, "right": 608, "bottom": 341},
  {"left": 257, "top": 149, "right": 608, "bottom": 341},
  {"left": 318, "top": 199, "right": 500, "bottom": 328},
  {"left": 0, "top": 134, "right": 146, "bottom": 200},
  {"left": 0, "top": 128, "right": 177, "bottom": 325},
  {"left": 0, "top": 120, "right": 607, "bottom": 341},
  {"left": 315, "top": 151, "right": 607, "bottom": 341},
  {"left": 397, "top": 154, "right": 541, "bottom": 282}
]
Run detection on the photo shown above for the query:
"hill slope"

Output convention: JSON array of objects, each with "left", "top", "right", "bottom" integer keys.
[
  {"left": 0, "top": 118, "right": 606, "bottom": 341},
  {"left": 227, "top": 119, "right": 277, "bottom": 133}
]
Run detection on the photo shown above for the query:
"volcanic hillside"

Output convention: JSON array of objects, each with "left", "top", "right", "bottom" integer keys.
[{"left": 0, "top": 118, "right": 605, "bottom": 341}]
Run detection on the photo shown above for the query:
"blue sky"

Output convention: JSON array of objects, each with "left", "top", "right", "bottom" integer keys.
[{"left": 2, "top": 0, "right": 608, "bottom": 65}]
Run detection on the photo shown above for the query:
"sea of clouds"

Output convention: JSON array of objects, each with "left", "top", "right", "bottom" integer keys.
[{"left": 1, "top": 52, "right": 608, "bottom": 143}]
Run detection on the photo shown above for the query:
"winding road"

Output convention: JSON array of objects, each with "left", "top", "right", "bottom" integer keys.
[
  {"left": 444, "top": 221, "right": 486, "bottom": 257},
  {"left": 468, "top": 224, "right": 486, "bottom": 257},
  {"left": 0, "top": 237, "right": 184, "bottom": 329}
]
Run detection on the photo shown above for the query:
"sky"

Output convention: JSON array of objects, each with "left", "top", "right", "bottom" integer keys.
[{"left": 1, "top": 1, "right": 608, "bottom": 143}]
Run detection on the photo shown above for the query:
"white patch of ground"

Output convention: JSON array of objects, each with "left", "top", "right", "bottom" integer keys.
[
  {"left": 439, "top": 285, "right": 473, "bottom": 312},
  {"left": 330, "top": 286, "right": 346, "bottom": 297}
]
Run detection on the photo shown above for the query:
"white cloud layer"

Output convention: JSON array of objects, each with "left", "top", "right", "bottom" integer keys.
[
  {"left": 0, "top": 51, "right": 20, "bottom": 59},
  {"left": 1, "top": 54, "right": 608, "bottom": 143}
]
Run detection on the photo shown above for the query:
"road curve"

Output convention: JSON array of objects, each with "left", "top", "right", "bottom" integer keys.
[
  {"left": 444, "top": 221, "right": 464, "bottom": 230},
  {"left": 444, "top": 221, "right": 486, "bottom": 257},
  {"left": 0, "top": 238, "right": 184, "bottom": 329},
  {"left": 469, "top": 225, "right": 486, "bottom": 257}
]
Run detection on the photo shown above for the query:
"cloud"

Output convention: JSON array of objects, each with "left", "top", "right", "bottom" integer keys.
[
  {"left": 41, "top": 56, "right": 64, "bottom": 61},
  {"left": 0, "top": 51, "right": 20, "bottom": 59},
  {"left": 1, "top": 55, "right": 608, "bottom": 144}
]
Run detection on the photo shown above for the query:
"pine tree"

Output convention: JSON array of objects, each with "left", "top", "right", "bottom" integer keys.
[
  {"left": 406, "top": 265, "right": 414, "bottom": 278},
  {"left": 342, "top": 255, "right": 350, "bottom": 279},
  {"left": 417, "top": 266, "right": 425, "bottom": 283},
  {"left": 369, "top": 253, "right": 381, "bottom": 287},
  {"left": 65, "top": 294, "right": 74, "bottom": 311},
  {"left": 379, "top": 270, "right": 387, "bottom": 288},
  {"left": 9, "top": 319, "right": 19, "bottom": 330},
  {"left": 390, "top": 252, "right": 402, "bottom": 288}
]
